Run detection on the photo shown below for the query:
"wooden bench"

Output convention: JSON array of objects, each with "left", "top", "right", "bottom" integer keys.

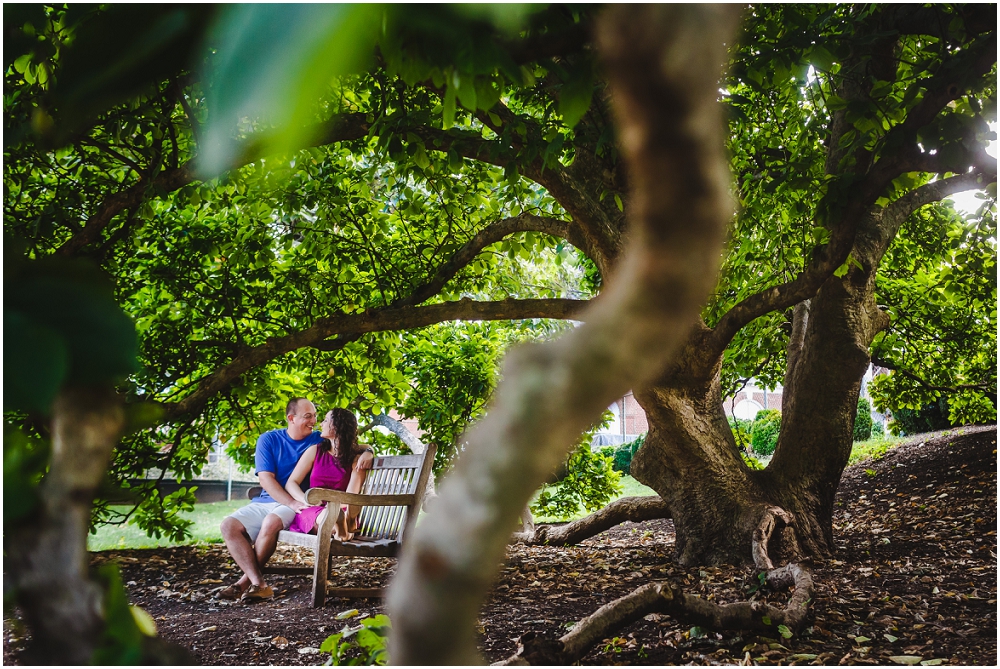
[{"left": 247, "top": 446, "right": 436, "bottom": 607}]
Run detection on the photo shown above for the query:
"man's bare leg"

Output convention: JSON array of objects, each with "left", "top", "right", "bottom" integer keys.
[
  {"left": 252, "top": 514, "right": 284, "bottom": 576},
  {"left": 220, "top": 517, "right": 263, "bottom": 594}
]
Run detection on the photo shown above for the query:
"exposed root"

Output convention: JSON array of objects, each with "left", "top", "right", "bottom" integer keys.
[
  {"left": 509, "top": 505, "right": 536, "bottom": 544},
  {"left": 752, "top": 506, "right": 801, "bottom": 570},
  {"left": 512, "top": 496, "right": 671, "bottom": 546},
  {"left": 495, "top": 564, "right": 814, "bottom": 665}
]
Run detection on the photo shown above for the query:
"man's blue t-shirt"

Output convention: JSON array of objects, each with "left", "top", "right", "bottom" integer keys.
[{"left": 253, "top": 428, "right": 323, "bottom": 503}]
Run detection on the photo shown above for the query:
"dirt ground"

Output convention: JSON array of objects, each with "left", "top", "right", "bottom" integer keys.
[{"left": 4, "top": 425, "right": 996, "bottom": 665}]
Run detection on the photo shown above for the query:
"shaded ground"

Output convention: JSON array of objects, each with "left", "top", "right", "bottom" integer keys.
[{"left": 4, "top": 426, "right": 996, "bottom": 665}]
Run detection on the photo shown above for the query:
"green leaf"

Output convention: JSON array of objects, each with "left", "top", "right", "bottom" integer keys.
[
  {"left": 614, "top": 193, "right": 623, "bottom": 212},
  {"left": 443, "top": 82, "right": 457, "bottom": 128},
  {"left": 320, "top": 632, "right": 343, "bottom": 653},
  {"left": 200, "top": 4, "right": 381, "bottom": 174},
  {"left": 761, "top": 615, "right": 772, "bottom": 626},
  {"left": 777, "top": 624, "right": 793, "bottom": 639},
  {"left": 888, "top": 656, "right": 922, "bottom": 665},
  {"left": 455, "top": 72, "right": 477, "bottom": 111}
]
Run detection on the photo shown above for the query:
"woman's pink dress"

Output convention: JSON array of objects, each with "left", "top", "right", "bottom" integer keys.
[{"left": 287, "top": 449, "right": 352, "bottom": 534}]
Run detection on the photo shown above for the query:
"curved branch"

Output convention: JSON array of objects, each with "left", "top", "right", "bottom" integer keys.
[
  {"left": 515, "top": 495, "right": 670, "bottom": 546},
  {"left": 871, "top": 354, "right": 996, "bottom": 398},
  {"left": 884, "top": 166, "right": 998, "bottom": 226},
  {"left": 163, "top": 297, "right": 586, "bottom": 419},
  {"left": 399, "top": 213, "right": 584, "bottom": 308},
  {"left": 369, "top": 412, "right": 426, "bottom": 454}
]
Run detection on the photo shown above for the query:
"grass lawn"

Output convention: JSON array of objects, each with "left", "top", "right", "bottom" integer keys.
[
  {"left": 89, "top": 476, "right": 658, "bottom": 550},
  {"left": 87, "top": 500, "right": 245, "bottom": 551},
  {"left": 848, "top": 433, "right": 905, "bottom": 465}
]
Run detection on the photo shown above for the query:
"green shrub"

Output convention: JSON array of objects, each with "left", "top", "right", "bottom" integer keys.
[
  {"left": 750, "top": 409, "right": 781, "bottom": 456},
  {"left": 853, "top": 397, "right": 873, "bottom": 442},
  {"left": 872, "top": 421, "right": 884, "bottom": 437},
  {"left": 531, "top": 418, "right": 623, "bottom": 521},
  {"left": 612, "top": 433, "right": 646, "bottom": 475},
  {"left": 728, "top": 417, "right": 753, "bottom": 450},
  {"left": 889, "top": 398, "right": 952, "bottom": 436}
]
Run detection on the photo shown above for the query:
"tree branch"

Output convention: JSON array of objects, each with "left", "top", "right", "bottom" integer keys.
[
  {"left": 163, "top": 298, "right": 586, "bottom": 419},
  {"left": 387, "top": 6, "right": 740, "bottom": 663},
  {"left": 882, "top": 167, "right": 997, "bottom": 227},
  {"left": 398, "top": 213, "right": 584, "bottom": 307},
  {"left": 369, "top": 412, "right": 426, "bottom": 454},
  {"left": 871, "top": 354, "right": 995, "bottom": 395}
]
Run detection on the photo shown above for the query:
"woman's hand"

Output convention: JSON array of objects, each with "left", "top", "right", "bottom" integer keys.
[{"left": 354, "top": 449, "right": 374, "bottom": 472}]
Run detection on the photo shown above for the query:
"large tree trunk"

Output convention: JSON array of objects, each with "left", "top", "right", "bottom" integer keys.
[
  {"left": 630, "top": 326, "right": 793, "bottom": 566},
  {"left": 6, "top": 388, "right": 124, "bottom": 664},
  {"left": 631, "top": 222, "right": 892, "bottom": 567}
]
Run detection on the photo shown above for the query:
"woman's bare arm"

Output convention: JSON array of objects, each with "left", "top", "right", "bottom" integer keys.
[{"left": 286, "top": 445, "right": 317, "bottom": 504}]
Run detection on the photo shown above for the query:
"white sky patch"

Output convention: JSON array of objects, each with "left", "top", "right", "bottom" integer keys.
[{"left": 945, "top": 123, "right": 997, "bottom": 216}]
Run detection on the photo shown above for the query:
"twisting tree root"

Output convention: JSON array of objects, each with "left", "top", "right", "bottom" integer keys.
[
  {"left": 752, "top": 506, "right": 801, "bottom": 570},
  {"left": 511, "top": 496, "right": 671, "bottom": 545},
  {"left": 498, "top": 506, "right": 813, "bottom": 666}
]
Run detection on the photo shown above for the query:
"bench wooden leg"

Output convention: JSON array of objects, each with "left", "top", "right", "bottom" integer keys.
[{"left": 312, "top": 508, "right": 337, "bottom": 607}]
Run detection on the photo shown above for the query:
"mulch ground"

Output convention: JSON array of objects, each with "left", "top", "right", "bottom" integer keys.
[{"left": 4, "top": 425, "right": 996, "bottom": 666}]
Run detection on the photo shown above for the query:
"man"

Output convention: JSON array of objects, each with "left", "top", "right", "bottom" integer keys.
[{"left": 218, "top": 397, "right": 372, "bottom": 601}]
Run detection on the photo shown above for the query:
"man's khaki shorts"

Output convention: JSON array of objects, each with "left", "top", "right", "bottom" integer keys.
[{"left": 227, "top": 502, "right": 296, "bottom": 542}]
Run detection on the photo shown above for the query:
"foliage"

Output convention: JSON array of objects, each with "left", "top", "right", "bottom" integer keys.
[
  {"left": 397, "top": 324, "right": 503, "bottom": 475},
  {"left": 872, "top": 421, "right": 884, "bottom": 438},
  {"left": 3, "top": 419, "right": 49, "bottom": 527},
  {"left": 750, "top": 409, "right": 781, "bottom": 456},
  {"left": 887, "top": 399, "right": 954, "bottom": 437},
  {"left": 611, "top": 433, "right": 646, "bottom": 475},
  {"left": 321, "top": 614, "right": 391, "bottom": 666},
  {"left": 728, "top": 416, "right": 753, "bottom": 451},
  {"left": 869, "top": 198, "right": 997, "bottom": 431},
  {"left": 531, "top": 415, "right": 621, "bottom": 521},
  {"left": 853, "top": 397, "right": 873, "bottom": 442}
]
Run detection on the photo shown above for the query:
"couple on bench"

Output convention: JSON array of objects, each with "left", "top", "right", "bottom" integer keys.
[{"left": 218, "top": 397, "right": 374, "bottom": 601}]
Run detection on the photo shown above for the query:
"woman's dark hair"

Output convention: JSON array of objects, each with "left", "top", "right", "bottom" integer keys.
[{"left": 318, "top": 408, "right": 359, "bottom": 471}]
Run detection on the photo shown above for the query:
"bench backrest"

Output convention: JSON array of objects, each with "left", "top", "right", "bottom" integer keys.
[
  {"left": 247, "top": 445, "right": 436, "bottom": 544},
  {"left": 354, "top": 453, "right": 429, "bottom": 542}
]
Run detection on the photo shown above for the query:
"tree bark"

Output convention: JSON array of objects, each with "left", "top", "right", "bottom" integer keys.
[{"left": 6, "top": 389, "right": 122, "bottom": 663}]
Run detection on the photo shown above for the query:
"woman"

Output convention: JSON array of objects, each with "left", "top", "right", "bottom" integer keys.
[{"left": 286, "top": 408, "right": 370, "bottom": 541}]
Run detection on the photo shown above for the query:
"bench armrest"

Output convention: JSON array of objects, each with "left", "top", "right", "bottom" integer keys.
[{"left": 305, "top": 488, "right": 416, "bottom": 507}]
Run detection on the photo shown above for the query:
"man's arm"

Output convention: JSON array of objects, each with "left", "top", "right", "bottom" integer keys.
[{"left": 259, "top": 471, "right": 309, "bottom": 511}]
